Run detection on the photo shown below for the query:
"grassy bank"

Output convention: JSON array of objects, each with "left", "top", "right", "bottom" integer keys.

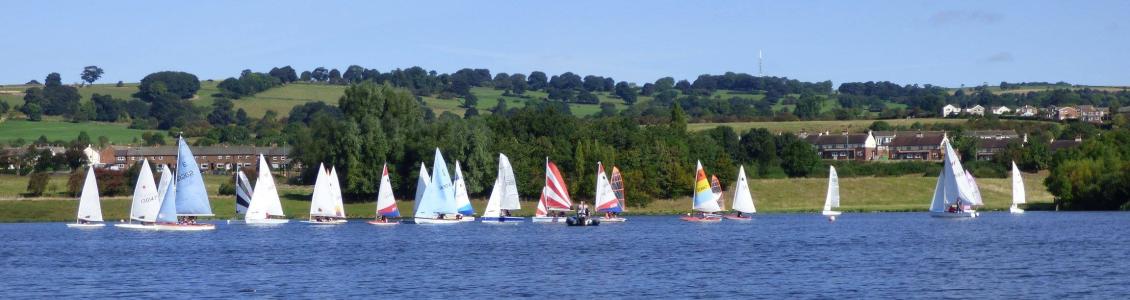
[{"left": 0, "top": 172, "right": 1054, "bottom": 222}]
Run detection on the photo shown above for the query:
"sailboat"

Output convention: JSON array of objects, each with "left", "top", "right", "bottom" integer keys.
[
  {"left": 306, "top": 164, "right": 347, "bottom": 224},
  {"left": 453, "top": 161, "right": 476, "bottom": 221},
  {"left": 724, "top": 165, "right": 756, "bottom": 220},
  {"left": 245, "top": 154, "right": 288, "bottom": 224},
  {"left": 481, "top": 153, "right": 525, "bottom": 223},
  {"left": 682, "top": 161, "right": 722, "bottom": 222},
  {"left": 534, "top": 187, "right": 549, "bottom": 220},
  {"left": 67, "top": 166, "right": 105, "bottom": 228},
  {"left": 234, "top": 167, "right": 253, "bottom": 216},
  {"left": 711, "top": 174, "right": 724, "bottom": 211},
  {"left": 822, "top": 166, "right": 842, "bottom": 219},
  {"left": 1010, "top": 161, "right": 1026, "bottom": 214},
  {"left": 413, "top": 163, "right": 430, "bottom": 216},
  {"left": 368, "top": 163, "right": 401, "bottom": 225},
  {"left": 411, "top": 148, "right": 463, "bottom": 224},
  {"left": 116, "top": 159, "right": 162, "bottom": 230},
  {"left": 532, "top": 159, "right": 573, "bottom": 223},
  {"left": 154, "top": 137, "right": 216, "bottom": 230},
  {"left": 610, "top": 166, "right": 627, "bottom": 214},
  {"left": 595, "top": 162, "right": 626, "bottom": 222},
  {"left": 929, "top": 139, "right": 980, "bottom": 218}
]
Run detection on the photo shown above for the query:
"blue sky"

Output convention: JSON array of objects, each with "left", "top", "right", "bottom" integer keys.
[{"left": 4, "top": 0, "right": 1127, "bottom": 87}]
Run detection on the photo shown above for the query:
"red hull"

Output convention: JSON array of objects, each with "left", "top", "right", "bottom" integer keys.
[{"left": 681, "top": 216, "right": 722, "bottom": 222}]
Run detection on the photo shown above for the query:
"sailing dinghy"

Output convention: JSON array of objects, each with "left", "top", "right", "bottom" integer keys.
[
  {"left": 929, "top": 139, "right": 980, "bottom": 218},
  {"left": 154, "top": 137, "right": 217, "bottom": 230},
  {"left": 481, "top": 154, "right": 525, "bottom": 223},
  {"left": 116, "top": 160, "right": 162, "bottom": 230},
  {"left": 234, "top": 167, "right": 253, "bottom": 216},
  {"left": 822, "top": 166, "right": 842, "bottom": 220},
  {"left": 305, "top": 164, "right": 347, "bottom": 224},
  {"left": 595, "top": 162, "right": 625, "bottom": 222},
  {"left": 724, "top": 166, "right": 756, "bottom": 221},
  {"left": 67, "top": 166, "right": 105, "bottom": 228},
  {"left": 368, "top": 163, "right": 401, "bottom": 225},
  {"left": 453, "top": 161, "right": 476, "bottom": 221},
  {"left": 245, "top": 154, "right": 288, "bottom": 224},
  {"left": 409, "top": 149, "right": 464, "bottom": 224},
  {"left": 1010, "top": 161, "right": 1026, "bottom": 214},
  {"left": 532, "top": 159, "right": 572, "bottom": 223},
  {"left": 682, "top": 161, "right": 722, "bottom": 222}
]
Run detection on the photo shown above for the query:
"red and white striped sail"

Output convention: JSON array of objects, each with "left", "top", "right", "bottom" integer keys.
[
  {"left": 611, "top": 166, "right": 625, "bottom": 210},
  {"left": 543, "top": 159, "right": 572, "bottom": 210},
  {"left": 536, "top": 186, "right": 549, "bottom": 217}
]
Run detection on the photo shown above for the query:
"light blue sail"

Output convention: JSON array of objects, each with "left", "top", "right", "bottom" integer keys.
[
  {"left": 157, "top": 170, "right": 178, "bottom": 223},
  {"left": 414, "top": 149, "right": 458, "bottom": 218},
  {"left": 174, "top": 137, "right": 214, "bottom": 216}
]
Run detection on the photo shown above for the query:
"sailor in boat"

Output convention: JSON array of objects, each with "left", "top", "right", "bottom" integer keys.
[
  {"left": 502, "top": 209, "right": 512, "bottom": 217},
  {"left": 378, "top": 215, "right": 389, "bottom": 223}
]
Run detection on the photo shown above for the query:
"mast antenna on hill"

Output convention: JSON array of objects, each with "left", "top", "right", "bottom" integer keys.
[{"left": 758, "top": 49, "right": 764, "bottom": 76}]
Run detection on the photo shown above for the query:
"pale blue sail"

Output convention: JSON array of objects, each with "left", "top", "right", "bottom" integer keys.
[
  {"left": 157, "top": 166, "right": 179, "bottom": 223},
  {"left": 414, "top": 149, "right": 459, "bottom": 218},
  {"left": 174, "top": 137, "right": 214, "bottom": 216}
]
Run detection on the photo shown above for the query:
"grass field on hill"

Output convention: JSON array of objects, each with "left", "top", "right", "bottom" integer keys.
[
  {"left": 0, "top": 171, "right": 1054, "bottom": 222},
  {"left": 0, "top": 118, "right": 157, "bottom": 144},
  {"left": 686, "top": 118, "right": 967, "bottom": 133}
]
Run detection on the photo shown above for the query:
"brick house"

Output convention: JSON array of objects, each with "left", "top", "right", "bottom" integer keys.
[
  {"left": 1055, "top": 106, "right": 1079, "bottom": 121},
  {"left": 872, "top": 131, "right": 897, "bottom": 159},
  {"left": 1078, "top": 105, "right": 1107, "bottom": 123},
  {"left": 888, "top": 131, "right": 948, "bottom": 160},
  {"left": 963, "top": 130, "right": 1024, "bottom": 160},
  {"left": 804, "top": 131, "right": 877, "bottom": 160},
  {"left": 107, "top": 145, "right": 296, "bottom": 173}
]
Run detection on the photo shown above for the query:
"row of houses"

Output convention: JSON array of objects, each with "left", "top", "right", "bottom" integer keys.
[
  {"left": 942, "top": 104, "right": 1112, "bottom": 123},
  {"left": 92, "top": 145, "right": 297, "bottom": 172},
  {"left": 802, "top": 129, "right": 1081, "bottom": 161}
]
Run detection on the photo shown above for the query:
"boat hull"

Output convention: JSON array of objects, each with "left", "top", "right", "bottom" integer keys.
[
  {"left": 531, "top": 216, "right": 568, "bottom": 223},
  {"left": 681, "top": 215, "right": 722, "bottom": 222},
  {"left": 367, "top": 220, "right": 399, "bottom": 226},
  {"left": 598, "top": 216, "right": 627, "bottom": 222},
  {"left": 408, "top": 218, "right": 461, "bottom": 224},
  {"left": 930, "top": 210, "right": 978, "bottom": 218},
  {"left": 480, "top": 216, "right": 526, "bottom": 223},
  {"left": 566, "top": 216, "right": 600, "bottom": 226},
  {"left": 114, "top": 223, "right": 158, "bottom": 230},
  {"left": 723, "top": 214, "right": 752, "bottom": 221},
  {"left": 302, "top": 219, "right": 348, "bottom": 225},
  {"left": 245, "top": 218, "right": 290, "bottom": 225},
  {"left": 458, "top": 216, "right": 476, "bottom": 222},
  {"left": 821, "top": 211, "right": 842, "bottom": 216},
  {"left": 66, "top": 223, "right": 105, "bottom": 228},
  {"left": 154, "top": 223, "right": 217, "bottom": 231}
]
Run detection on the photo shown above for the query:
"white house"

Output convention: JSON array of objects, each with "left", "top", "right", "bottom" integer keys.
[
  {"left": 965, "top": 105, "right": 985, "bottom": 116},
  {"left": 83, "top": 145, "right": 101, "bottom": 166},
  {"left": 942, "top": 104, "right": 961, "bottom": 117},
  {"left": 990, "top": 106, "right": 1011, "bottom": 115},
  {"left": 1016, "top": 105, "right": 1039, "bottom": 117}
]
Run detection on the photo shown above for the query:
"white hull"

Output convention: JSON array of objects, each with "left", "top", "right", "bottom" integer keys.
[
  {"left": 821, "top": 211, "right": 842, "bottom": 216},
  {"left": 409, "top": 218, "right": 461, "bottom": 224},
  {"left": 114, "top": 223, "right": 159, "bottom": 230},
  {"left": 930, "top": 210, "right": 978, "bottom": 218},
  {"left": 598, "top": 217, "right": 627, "bottom": 222},
  {"left": 458, "top": 216, "right": 476, "bottom": 222},
  {"left": 531, "top": 216, "right": 568, "bottom": 223},
  {"left": 154, "top": 223, "right": 217, "bottom": 231},
  {"left": 367, "top": 220, "right": 400, "bottom": 226},
  {"left": 66, "top": 223, "right": 105, "bottom": 228},
  {"left": 1010, "top": 204, "right": 1025, "bottom": 214},
  {"left": 302, "top": 219, "right": 348, "bottom": 225},
  {"left": 480, "top": 216, "right": 526, "bottom": 223},
  {"left": 245, "top": 218, "right": 290, "bottom": 225}
]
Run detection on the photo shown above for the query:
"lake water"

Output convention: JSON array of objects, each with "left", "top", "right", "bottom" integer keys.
[{"left": 1, "top": 212, "right": 1127, "bottom": 298}]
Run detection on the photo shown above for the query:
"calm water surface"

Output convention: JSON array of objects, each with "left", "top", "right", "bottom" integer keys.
[{"left": 1, "top": 212, "right": 1127, "bottom": 298}]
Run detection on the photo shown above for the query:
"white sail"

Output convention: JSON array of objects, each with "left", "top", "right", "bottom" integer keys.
[
  {"left": 823, "top": 166, "right": 840, "bottom": 213},
  {"left": 929, "top": 139, "right": 979, "bottom": 212},
  {"left": 247, "top": 155, "right": 285, "bottom": 220},
  {"left": 309, "top": 164, "right": 337, "bottom": 217},
  {"left": 731, "top": 166, "right": 756, "bottom": 213},
  {"left": 413, "top": 163, "right": 430, "bottom": 214},
  {"left": 498, "top": 154, "right": 520, "bottom": 210},
  {"left": 1011, "top": 162, "right": 1026, "bottom": 205},
  {"left": 483, "top": 177, "right": 504, "bottom": 218},
  {"left": 453, "top": 161, "right": 474, "bottom": 216},
  {"left": 329, "top": 167, "right": 346, "bottom": 218},
  {"left": 76, "top": 166, "right": 103, "bottom": 222},
  {"left": 594, "top": 162, "right": 619, "bottom": 212},
  {"left": 154, "top": 164, "right": 174, "bottom": 220},
  {"left": 965, "top": 170, "right": 984, "bottom": 206},
  {"left": 375, "top": 163, "right": 399, "bottom": 217},
  {"left": 129, "top": 159, "right": 161, "bottom": 222}
]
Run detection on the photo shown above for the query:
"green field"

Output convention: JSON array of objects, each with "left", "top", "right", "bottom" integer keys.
[
  {"left": 0, "top": 118, "right": 157, "bottom": 144},
  {"left": 686, "top": 118, "right": 968, "bottom": 133},
  {"left": 0, "top": 171, "right": 1055, "bottom": 222}
]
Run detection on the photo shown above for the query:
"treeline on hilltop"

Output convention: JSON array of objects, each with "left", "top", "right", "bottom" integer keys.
[{"left": 837, "top": 81, "right": 1129, "bottom": 120}]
